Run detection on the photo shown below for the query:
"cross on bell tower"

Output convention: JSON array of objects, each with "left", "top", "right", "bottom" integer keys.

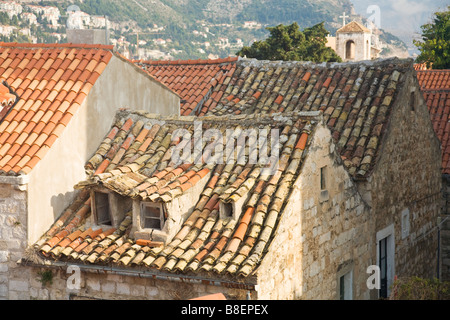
[{"left": 339, "top": 12, "right": 349, "bottom": 26}]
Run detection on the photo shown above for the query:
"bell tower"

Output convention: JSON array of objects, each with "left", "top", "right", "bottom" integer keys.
[{"left": 336, "top": 19, "right": 372, "bottom": 61}]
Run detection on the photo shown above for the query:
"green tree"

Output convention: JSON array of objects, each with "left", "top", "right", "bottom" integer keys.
[
  {"left": 414, "top": 6, "right": 450, "bottom": 69},
  {"left": 236, "top": 22, "right": 341, "bottom": 62}
]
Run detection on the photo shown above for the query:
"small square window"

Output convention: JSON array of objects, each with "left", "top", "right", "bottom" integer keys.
[
  {"left": 141, "top": 202, "right": 165, "bottom": 230},
  {"left": 320, "top": 166, "right": 327, "bottom": 190},
  {"left": 94, "top": 192, "right": 112, "bottom": 225}
]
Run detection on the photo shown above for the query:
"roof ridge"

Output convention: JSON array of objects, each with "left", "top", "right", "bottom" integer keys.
[
  {"left": 135, "top": 56, "right": 239, "bottom": 66},
  {"left": 118, "top": 109, "right": 322, "bottom": 125},
  {"left": 238, "top": 57, "right": 414, "bottom": 69},
  {"left": 417, "top": 69, "right": 450, "bottom": 73},
  {"left": 0, "top": 42, "right": 115, "bottom": 51}
]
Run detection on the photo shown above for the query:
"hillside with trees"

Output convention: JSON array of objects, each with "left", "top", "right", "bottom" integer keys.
[{"left": 0, "top": 0, "right": 408, "bottom": 60}]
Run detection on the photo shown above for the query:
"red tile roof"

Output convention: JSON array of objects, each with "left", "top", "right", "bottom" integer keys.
[
  {"left": 31, "top": 110, "right": 317, "bottom": 278},
  {"left": 417, "top": 70, "right": 450, "bottom": 91},
  {"left": 0, "top": 42, "right": 114, "bottom": 175},
  {"left": 190, "top": 293, "right": 227, "bottom": 300},
  {"left": 205, "top": 58, "right": 412, "bottom": 179},
  {"left": 135, "top": 57, "right": 238, "bottom": 116},
  {"left": 423, "top": 90, "right": 450, "bottom": 173},
  {"left": 417, "top": 70, "right": 450, "bottom": 174}
]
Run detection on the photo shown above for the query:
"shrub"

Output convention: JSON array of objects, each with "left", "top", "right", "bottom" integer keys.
[{"left": 390, "top": 276, "right": 450, "bottom": 300}]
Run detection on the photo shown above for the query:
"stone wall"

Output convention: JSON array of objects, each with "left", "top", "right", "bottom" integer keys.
[
  {"left": 255, "top": 123, "right": 373, "bottom": 300},
  {"left": 367, "top": 70, "right": 442, "bottom": 288},
  {"left": 0, "top": 179, "right": 28, "bottom": 300},
  {"left": 21, "top": 266, "right": 252, "bottom": 300},
  {"left": 441, "top": 176, "right": 450, "bottom": 281}
]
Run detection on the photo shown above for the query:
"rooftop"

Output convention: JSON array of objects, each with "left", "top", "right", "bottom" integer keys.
[
  {"left": 28, "top": 109, "right": 318, "bottom": 279},
  {"left": 203, "top": 57, "right": 412, "bottom": 179},
  {"left": 336, "top": 21, "right": 371, "bottom": 34},
  {"left": 0, "top": 42, "right": 114, "bottom": 175},
  {"left": 417, "top": 69, "right": 450, "bottom": 174},
  {"left": 135, "top": 57, "right": 238, "bottom": 116}
]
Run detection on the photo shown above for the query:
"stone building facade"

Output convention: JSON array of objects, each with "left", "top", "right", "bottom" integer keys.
[{"left": 416, "top": 70, "right": 450, "bottom": 281}]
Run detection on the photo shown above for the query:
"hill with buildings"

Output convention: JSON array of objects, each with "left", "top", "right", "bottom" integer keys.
[{"left": 0, "top": 0, "right": 408, "bottom": 60}]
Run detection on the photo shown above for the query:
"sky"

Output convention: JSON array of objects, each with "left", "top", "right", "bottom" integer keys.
[{"left": 349, "top": 0, "right": 449, "bottom": 53}]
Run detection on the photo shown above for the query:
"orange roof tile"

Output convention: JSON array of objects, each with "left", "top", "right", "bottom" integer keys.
[
  {"left": 417, "top": 70, "right": 450, "bottom": 174},
  {"left": 32, "top": 110, "right": 316, "bottom": 278},
  {"left": 135, "top": 57, "right": 238, "bottom": 116},
  {"left": 0, "top": 42, "right": 114, "bottom": 175},
  {"left": 422, "top": 90, "right": 450, "bottom": 174},
  {"left": 417, "top": 70, "right": 450, "bottom": 91}
]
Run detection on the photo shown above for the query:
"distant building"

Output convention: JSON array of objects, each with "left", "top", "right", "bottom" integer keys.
[
  {"left": 21, "top": 12, "right": 37, "bottom": 25},
  {"left": 326, "top": 20, "right": 382, "bottom": 61},
  {"left": 0, "top": 0, "right": 22, "bottom": 18}
]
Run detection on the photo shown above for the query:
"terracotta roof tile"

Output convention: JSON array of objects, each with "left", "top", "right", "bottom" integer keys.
[
  {"left": 422, "top": 89, "right": 450, "bottom": 174},
  {"left": 417, "top": 70, "right": 450, "bottom": 91},
  {"left": 31, "top": 110, "right": 316, "bottom": 279},
  {"left": 416, "top": 70, "right": 450, "bottom": 174},
  {"left": 135, "top": 57, "right": 238, "bottom": 116},
  {"left": 0, "top": 43, "right": 114, "bottom": 175},
  {"left": 200, "top": 58, "right": 412, "bottom": 179}
]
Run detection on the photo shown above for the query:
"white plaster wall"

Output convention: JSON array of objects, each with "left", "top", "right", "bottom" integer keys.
[
  {"left": 26, "top": 55, "right": 181, "bottom": 245},
  {"left": 336, "top": 32, "right": 371, "bottom": 61}
]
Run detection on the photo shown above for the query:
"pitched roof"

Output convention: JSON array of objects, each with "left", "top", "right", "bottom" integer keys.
[
  {"left": 0, "top": 42, "right": 114, "bottom": 175},
  {"left": 336, "top": 21, "right": 371, "bottom": 34},
  {"left": 202, "top": 58, "right": 412, "bottom": 179},
  {"left": 30, "top": 110, "right": 318, "bottom": 279},
  {"left": 417, "top": 70, "right": 450, "bottom": 91},
  {"left": 417, "top": 69, "right": 450, "bottom": 174},
  {"left": 135, "top": 57, "right": 238, "bottom": 116}
]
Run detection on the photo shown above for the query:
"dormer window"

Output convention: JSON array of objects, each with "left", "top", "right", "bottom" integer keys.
[
  {"left": 93, "top": 191, "right": 112, "bottom": 226},
  {"left": 140, "top": 202, "right": 165, "bottom": 230},
  {"left": 91, "top": 189, "right": 131, "bottom": 228}
]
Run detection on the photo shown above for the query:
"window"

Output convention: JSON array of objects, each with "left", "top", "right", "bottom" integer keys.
[
  {"left": 345, "top": 40, "right": 355, "bottom": 60},
  {"left": 376, "top": 224, "right": 395, "bottom": 299},
  {"left": 366, "top": 40, "right": 370, "bottom": 59},
  {"left": 140, "top": 202, "right": 165, "bottom": 230},
  {"left": 94, "top": 191, "right": 111, "bottom": 225},
  {"left": 410, "top": 90, "right": 416, "bottom": 111},
  {"left": 339, "top": 271, "right": 353, "bottom": 300},
  {"left": 320, "top": 166, "right": 327, "bottom": 190},
  {"left": 401, "top": 209, "right": 410, "bottom": 239},
  {"left": 379, "top": 237, "right": 388, "bottom": 298},
  {"left": 222, "top": 202, "right": 233, "bottom": 218}
]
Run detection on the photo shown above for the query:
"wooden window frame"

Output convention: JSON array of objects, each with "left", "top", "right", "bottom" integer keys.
[
  {"left": 93, "top": 191, "right": 112, "bottom": 226},
  {"left": 140, "top": 202, "right": 166, "bottom": 230}
]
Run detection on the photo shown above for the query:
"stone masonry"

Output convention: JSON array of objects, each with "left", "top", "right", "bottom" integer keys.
[
  {"left": 0, "top": 180, "right": 28, "bottom": 300},
  {"left": 255, "top": 123, "right": 372, "bottom": 300}
]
